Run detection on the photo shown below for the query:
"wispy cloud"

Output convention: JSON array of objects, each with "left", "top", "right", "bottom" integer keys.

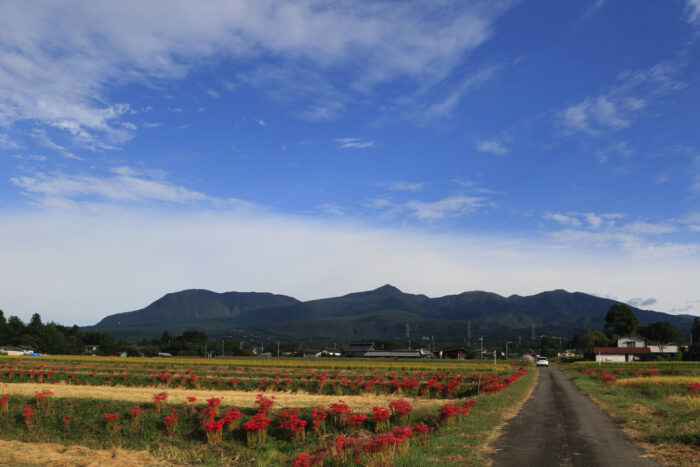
[
  {"left": 334, "top": 138, "right": 375, "bottom": 149},
  {"left": 543, "top": 211, "right": 699, "bottom": 259},
  {"left": 405, "top": 195, "right": 487, "bottom": 222},
  {"left": 10, "top": 166, "right": 256, "bottom": 209},
  {"left": 476, "top": 139, "right": 508, "bottom": 155},
  {"left": 558, "top": 57, "right": 686, "bottom": 136},
  {"left": 318, "top": 203, "right": 347, "bottom": 216},
  {"left": 421, "top": 65, "right": 500, "bottom": 121},
  {"left": 30, "top": 129, "right": 82, "bottom": 160},
  {"left": 383, "top": 181, "right": 424, "bottom": 192},
  {"left": 627, "top": 297, "right": 657, "bottom": 308},
  {"left": 687, "top": 0, "right": 700, "bottom": 24}
]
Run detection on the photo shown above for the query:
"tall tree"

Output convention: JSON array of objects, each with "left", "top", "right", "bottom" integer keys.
[
  {"left": 639, "top": 321, "right": 685, "bottom": 344},
  {"left": 604, "top": 303, "right": 639, "bottom": 337}
]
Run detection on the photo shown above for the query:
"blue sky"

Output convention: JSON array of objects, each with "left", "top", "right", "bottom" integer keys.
[{"left": 1, "top": 0, "right": 700, "bottom": 325}]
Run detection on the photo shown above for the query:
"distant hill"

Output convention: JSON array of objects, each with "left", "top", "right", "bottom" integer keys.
[
  {"left": 86, "top": 285, "right": 696, "bottom": 341},
  {"left": 94, "top": 289, "right": 299, "bottom": 327}
]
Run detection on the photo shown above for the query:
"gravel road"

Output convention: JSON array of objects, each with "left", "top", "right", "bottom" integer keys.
[{"left": 489, "top": 366, "right": 659, "bottom": 467}]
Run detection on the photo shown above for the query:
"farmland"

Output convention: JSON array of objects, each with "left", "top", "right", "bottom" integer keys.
[
  {"left": 0, "top": 356, "right": 535, "bottom": 466},
  {"left": 560, "top": 361, "right": 700, "bottom": 467}
]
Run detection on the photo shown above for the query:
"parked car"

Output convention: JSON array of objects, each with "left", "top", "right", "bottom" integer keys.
[{"left": 536, "top": 357, "right": 549, "bottom": 367}]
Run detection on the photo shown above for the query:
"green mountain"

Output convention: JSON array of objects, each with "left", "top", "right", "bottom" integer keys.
[{"left": 86, "top": 285, "right": 696, "bottom": 341}]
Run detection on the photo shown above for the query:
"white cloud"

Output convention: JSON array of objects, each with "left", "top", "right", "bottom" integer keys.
[
  {"left": 558, "top": 57, "right": 686, "bottom": 136},
  {"left": 0, "top": 133, "right": 21, "bottom": 150},
  {"left": 334, "top": 138, "right": 375, "bottom": 149},
  {"left": 0, "top": 1, "right": 513, "bottom": 148},
  {"left": 422, "top": 65, "right": 500, "bottom": 120},
  {"left": 257, "top": 120, "right": 266, "bottom": 127},
  {"left": 1, "top": 207, "right": 698, "bottom": 325},
  {"left": 476, "top": 139, "right": 508, "bottom": 155},
  {"left": 30, "top": 129, "right": 82, "bottom": 160},
  {"left": 206, "top": 89, "right": 220, "bottom": 98},
  {"left": 384, "top": 181, "right": 424, "bottom": 192},
  {"left": 622, "top": 221, "right": 676, "bottom": 235},
  {"left": 545, "top": 212, "right": 582, "bottom": 227},
  {"left": 9, "top": 166, "right": 256, "bottom": 208},
  {"left": 687, "top": 0, "right": 700, "bottom": 24},
  {"left": 405, "top": 195, "right": 486, "bottom": 222},
  {"left": 318, "top": 203, "right": 347, "bottom": 216}
]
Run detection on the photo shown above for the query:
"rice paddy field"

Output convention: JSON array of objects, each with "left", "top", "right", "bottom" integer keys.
[
  {"left": 560, "top": 361, "right": 700, "bottom": 467},
  {"left": 0, "top": 356, "right": 536, "bottom": 466}
]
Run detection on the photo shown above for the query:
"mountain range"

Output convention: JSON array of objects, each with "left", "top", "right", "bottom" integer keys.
[{"left": 85, "top": 285, "right": 696, "bottom": 342}]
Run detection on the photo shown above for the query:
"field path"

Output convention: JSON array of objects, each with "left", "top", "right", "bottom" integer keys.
[
  {"left": 0, "top": 381, "right": 451, "bottom": 411},
  {"left": 489, "top": 366, "right": 658, "bottom": 467}
]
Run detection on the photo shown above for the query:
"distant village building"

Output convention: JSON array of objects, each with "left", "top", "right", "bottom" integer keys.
[
  {"left": 440, "top": 348, "right": 468, "bottom": 360},
  {"left": 0, "top": 346, "right": 34, "bottom": 356},
  {"left": 594, "top": 334, "right": 679, "bottom": 362},
  {"left": 343, "top": 342, "right": 376, "bottom": 357}
]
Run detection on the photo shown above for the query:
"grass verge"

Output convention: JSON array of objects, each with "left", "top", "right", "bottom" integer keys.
[{"left": 393, "top": 364, "right": 537, "bottom": 466}]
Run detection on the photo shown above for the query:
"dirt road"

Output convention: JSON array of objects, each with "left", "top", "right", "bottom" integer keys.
[{"left": 489, "top": 366, "right": 658, "bottom": 467}]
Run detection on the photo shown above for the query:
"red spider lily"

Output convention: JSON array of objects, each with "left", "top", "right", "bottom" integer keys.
[
  {"left": 0, "top": 394, "right": 8, "bottom": 414},
  {"left": 311, "top": 408, "right": 327, "bottom": 433},
  {"left": 254, "top": 394, "right": 275, "bottom": 413},
  {"left": 34, "top": 389, "right": 54, "bottom": 410},
  {"left": 601, "top": 373, "right": 617, "bottom": 385},
  {"left": 687, "top": 382, "right": 700, "bottom": 394},
  {"left": 163, "top": 408, "right": 178, "bottom": 438},
  {"left": 202, "top": 418, "right": 225, "bottom": 445},
  {"left": 206, "top": 397, "right": 223, "bottom": 416},
  {"left": 293, "top": 453, "right": 312, "bottom": 467},
  {"left": 184, "top": 396, "right": 197, "bottom": 414},
  {"left": 371, "top": 406, "right": 391, "bottom": 432},
  {"left": 153, "top": 392, "right": 168, "bottom": 412},
  {"left": 129, "top": 405, "right": 143, "bottom": 427},
  {"left": 104, "top": 413, "right": 119, "bottom": 432},
  {"left": 439, "top": 401, "right": 472, "bottom": 425},
  {"left": 389, "top": 399, "right": 413, "bottom": 417},
  {"left": 62, "top": 414, "right": 72, "bottom": 429},
  {"left": 278, "top": 409, "right": 307, "bottom": 443},
  {"left": 243, "top": 412, "right": 271, "bottom": 446},
  {"left": 23, "top": 407, "right": 36, "bottom": 430},
  {"left": 223, "top": 406, "right": 242, "bottom": 431},
  {"left": 343, "top": 411, "right": 367, "bottom": 426}
]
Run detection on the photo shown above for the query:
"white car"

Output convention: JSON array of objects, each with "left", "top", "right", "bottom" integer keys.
[{"left": 536, "top": 357, "right": 549, "bottom": 367}]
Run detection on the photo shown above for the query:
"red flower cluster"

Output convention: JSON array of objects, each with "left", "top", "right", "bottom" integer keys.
[
  {"left": 687, "top": 382, "right": 700, "bottom": 394},
  {"left": 163, "top": 408, "right": 178, "bottom": 438},
  {"left": 601, "top": 373, "right": 617, "bottom": 384},
  {"left": 243, "top": 412, "right": 271, "bottom": 432},
  {"left": 389, "top": 399, "right": 413, "bottom": 417},
  {"left": 0, "top": 394, "right": 8, "bottom": 414},
  {"left": 22, "top": 406, "right": 36, "bottom": 430},
  {"left": 254, "top": 394, "right": 275, "bottom": 413},
  {"left": 104, "top": 413, "right": 119, "bottom": 421},
  {"left": 439, "top": 400, "right": 474, "bottom": 425},
  {"left": 278, "top": 408, "right": 308, "bottom": 442},
  {"left": 343, "top": 411, "right": 367, "bottom": 426},
  {"left": 311, "top": 408, "right": 327, "bottom": 432},
  {"left": 34, "top": 389, "right": 54, "bottom": 409}
]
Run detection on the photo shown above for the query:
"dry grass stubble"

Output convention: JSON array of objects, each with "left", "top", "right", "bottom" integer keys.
[
  {"left": 0, "top": 439, "right": 165, "bottom": 466},
  {"left": 0, "top": 381, "right": 454, "bottom": 411}
]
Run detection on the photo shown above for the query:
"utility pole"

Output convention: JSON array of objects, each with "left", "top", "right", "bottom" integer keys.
[
  {"left": 505, "top": 341, "right": 512, "bottom": 360},
  {"left": 406, "top": 323, "right": 411, "bottom": 350},
  {"left": 277, "top": 341, "right": 280, "bottom": 358},
  {"left": 478, "top": 336, "right": 484, "bottom": 358},
  {"left": 222, "top": 339, "right": 224, "bottom": 357},
  {"left": 531, "top": 323, "right": 536, "bottom": 341}
]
